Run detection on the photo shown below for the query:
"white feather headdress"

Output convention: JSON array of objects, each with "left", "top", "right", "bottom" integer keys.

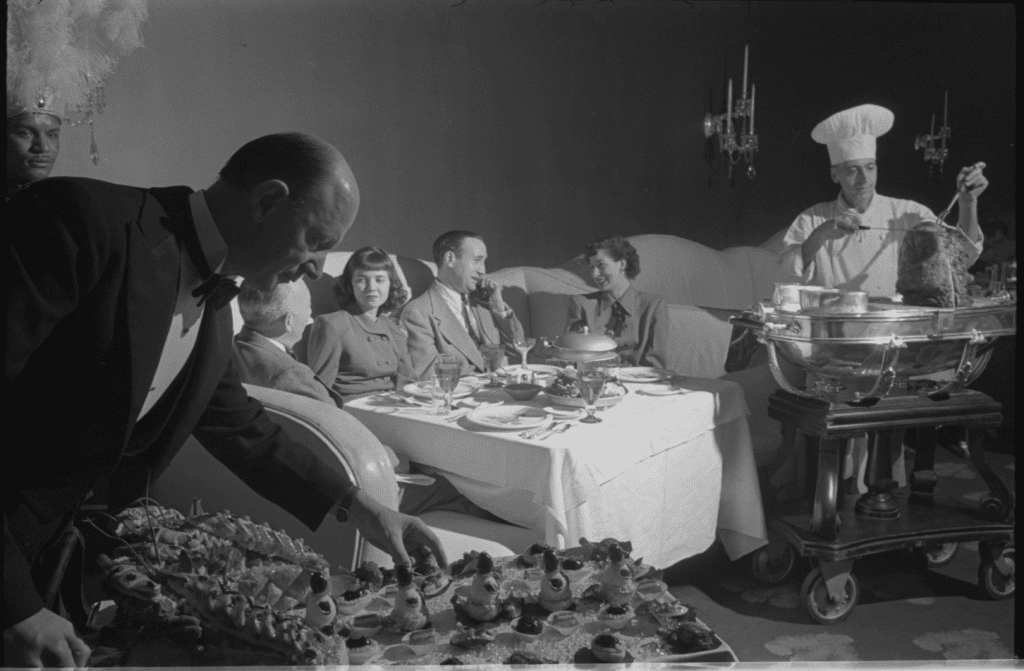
[{"left": 7, "top": 0, "right": 148, "bottom": 121}]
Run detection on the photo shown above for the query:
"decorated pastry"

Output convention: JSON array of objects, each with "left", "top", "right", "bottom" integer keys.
[
  {"left": 538, "top": 549, "right": 575, "bottom": 613},
  {"left": 303, "top": 571, "right": 337, "bottom": 628},
  {"left": 597, "top": 544, "right": 636, "bottom": 606},
  {"left": 402, "top": 627, "right": 438, "bottom": 656},
  {"left": 519, "top": 542, "right": 554, "bottom": 567},
  {"left": 546, "top": 610, "right": 581, "bottom": 636},
  {"left": 659, "top": 622, "right": 719, "bottom": 654},
  {"left": 450, "top": 624, "right": 497, "bottom": 650},
  {"left": 344, "top": 635, "right": 380, "bottom": 666},
  {"left": 348, "top": 612, "right": 382, "bottom": 638},
  {"left": 512, "top": 614, "right": 545, "bottom": 642},
  {"left": 635, "top": 579, "right": 669, "bottom": 601},
  {"left": 590, "top": 632, "right": 627, "bottom": 663},
  {"left": 648, "top": 599, "right": 692, "bottom": 628},
  {"left": 440, "top": 657, "right": 465, "bottom": 665},
  {"left": 458, "top": 552, "right": 503, "bottom": 622},
  {"left": 505, "top": 650, "right": 558, "bottom": 665},
  {"left": 597, "top": 602, "right": 634, "bottom": 630},
  {"left": 382, "top": 565, "right": 430, "bottom": 632}
]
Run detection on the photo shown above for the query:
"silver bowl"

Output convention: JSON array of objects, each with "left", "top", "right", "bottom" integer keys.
[{"left": 732, "top": 296, "right": 1016, "bottom": 402}]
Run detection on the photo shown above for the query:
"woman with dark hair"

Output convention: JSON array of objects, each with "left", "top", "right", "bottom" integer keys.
[
  {"left": 305, "top": 246, "right": 415, "bottom": 400},
  {"left": 567, "top": 236, "right": 670, "bottom": 368}
]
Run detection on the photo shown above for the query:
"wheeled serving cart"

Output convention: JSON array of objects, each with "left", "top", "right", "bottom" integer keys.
[{"left": 733, "top": 295, "right": 1016, "bottom": 623}]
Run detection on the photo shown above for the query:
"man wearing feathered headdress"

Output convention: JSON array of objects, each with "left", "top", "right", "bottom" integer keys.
[{"left": 6, "top": 0, "right": 148, "bottom": 198}]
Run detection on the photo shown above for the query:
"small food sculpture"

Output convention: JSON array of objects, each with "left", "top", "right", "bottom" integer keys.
[
  {"left": 303, "top": 571, "right": 337, "bottom": 629},
  {"left": 455, "top": 552, "right": 503, "bottom": 622},
  {"left": 538, "top": 549, "right": 575, "bottom": 613},
  {"left": 590, "top": 632, "right": 628, "bottom": 662},
  {"left": 382, "top": 564, "right": 430, "bottom": 632},
  {"left": 596, "top": 543, "right": 637, "bottom": 606},
  {"left": 449, "top": 624, "right": 497, "bottom": 650}
]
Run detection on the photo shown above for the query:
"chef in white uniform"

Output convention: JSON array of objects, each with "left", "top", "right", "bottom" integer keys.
[
  {"left": 779, "top": 104, "right": 988, "bottom": 296},
  {"left": 776, "top": 104, "right": 989, "bottom": 496}
]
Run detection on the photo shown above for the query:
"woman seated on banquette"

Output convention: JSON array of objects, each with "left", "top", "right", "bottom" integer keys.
[
  {"left": 567, "top": 236, "right": 670, "bottom": 368},
  {"left": 305, "top": 246, "right": 415, "bottom": 401}
]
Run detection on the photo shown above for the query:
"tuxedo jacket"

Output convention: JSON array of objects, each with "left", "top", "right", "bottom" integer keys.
[
  {"left": 232, "top": 326, "right": 344, "bottom": 407},
  {"left": 399, "top": 281, "right": 523, "bottom": 380},
  {"left": 6, "top": 177, "right": 349, "bottom": 627}
]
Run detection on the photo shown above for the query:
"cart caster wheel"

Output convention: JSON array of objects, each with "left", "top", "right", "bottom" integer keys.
[
  {"left": 801, "top": 567, "right": 859, "bottom": 624},
  {"left": 979, "top": 547, "right": 1015, "bottom": 600},
  {"left": 750, "top": 542, "right": 797, "bottom": 586},
  {"left": 979, "top": 497, "right": 1007, "bottom": 521},
  {"left": 916, "top": 542, "right": 960, "bottom": 568}
]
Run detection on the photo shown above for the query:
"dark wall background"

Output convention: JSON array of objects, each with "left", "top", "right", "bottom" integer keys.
[{"left": 56, "top": 0, "right": 1016, "bottom": 270}]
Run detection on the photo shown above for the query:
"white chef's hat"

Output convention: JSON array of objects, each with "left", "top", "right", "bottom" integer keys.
[{"left": 811, "top": 104, "right": 895, "bottom": 165}]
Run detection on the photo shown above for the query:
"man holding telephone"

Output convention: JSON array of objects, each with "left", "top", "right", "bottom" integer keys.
[{"left": 400, "top": 230, "right": 524, "bottom": 380}]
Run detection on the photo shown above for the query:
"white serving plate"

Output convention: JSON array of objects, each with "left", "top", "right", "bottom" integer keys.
[
  {"left": 615, "top": 367, "right": 671, "bottom": 383},
  {"left": 466, "top": 405, "right": 551, "bottom": 430},
  {"left": 402, "top": 381, "right": 475, "bottom": 400}
]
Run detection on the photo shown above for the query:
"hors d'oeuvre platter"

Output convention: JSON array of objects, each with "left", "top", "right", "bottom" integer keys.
[
  {"left": 545, "top": 367, "right": 629, "bottom": 408},
  {"left": 86, "top": 502, "right": 736, "bottom": 666}
]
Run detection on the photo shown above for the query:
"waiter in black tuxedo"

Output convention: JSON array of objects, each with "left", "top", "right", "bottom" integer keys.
[{"left": 5, "top": 132, "right": 446, "bottom": 667}]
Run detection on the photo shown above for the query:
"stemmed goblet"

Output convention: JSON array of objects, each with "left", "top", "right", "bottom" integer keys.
[
  {"left": 578, "top": 371, "right": 607, "bottom": 424},
  {"left": 433, "top": 354, "right": 462, "bottom": 415},
  {"left": 513, "top": 337, "right": 536, "bottom": 374}
]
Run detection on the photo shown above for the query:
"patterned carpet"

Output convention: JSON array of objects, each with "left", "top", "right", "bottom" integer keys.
[{"left": 662, "top": 448, "right": 1017, "bottom": 663}]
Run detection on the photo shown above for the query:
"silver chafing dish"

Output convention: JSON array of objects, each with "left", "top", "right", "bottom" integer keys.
[
  {"left": 550, "top": 327, "right": 619, "bottom": 366},
  {"left": 731, "top": 289, "right": 1016, "bottom": 403}
]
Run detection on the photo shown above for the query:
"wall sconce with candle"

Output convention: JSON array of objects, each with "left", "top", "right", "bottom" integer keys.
[
  {"left": 914, "top": 91, "right": 951, "bottom": 177},
  {"left": 703, "top": 44, "right": 758, "bottom": 179}
]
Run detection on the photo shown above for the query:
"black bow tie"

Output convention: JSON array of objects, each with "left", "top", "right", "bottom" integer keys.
[
  {"left": 192, "top": 274, "right": 241, "bottom": 310},
  {"left": 606, "top": 301, "right": 627, "bottom": 338}
]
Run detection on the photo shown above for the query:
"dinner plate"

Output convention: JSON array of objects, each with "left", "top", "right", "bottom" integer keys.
[
  {"left": 546, "top": 388, "right": 627, "bottom": 408},
  {"left": 402, "top": 381, "right": 476, "bottom": 400},
  {"left": 616, "top": 367, "right": 671, "bottom": 383},
  {"left": 637, "top": 386, "right": 685, "bottom": 396},
  {"left": 543, "top": 406, "right": 585, "bottom": 420},
  {"left": 497, "top": 364, "right": 563, "bottom": 377},
  {"left": 466, "top": 405, "right": 550, "bottom": 430}
]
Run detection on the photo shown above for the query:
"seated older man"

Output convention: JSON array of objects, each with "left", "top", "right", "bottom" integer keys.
[
  {"left": 400, "top": 230, "right": 524, "bottom": 379},
  {"left": 233, "top": 281, "right": 342, "bottom": 405},
  {"left": 234, "top": 280, "right": 507, "bottom": 524}
]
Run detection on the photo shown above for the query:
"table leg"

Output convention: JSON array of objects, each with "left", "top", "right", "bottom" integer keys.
[
  {"left": 811, "top": 438, "right": 842, "bottom": 540},
  {"left": 911, "top": 426, "right": 938, "bottom": 503},
  {"left": 855, "top": 430, "right": 900, "bottom": 520}
]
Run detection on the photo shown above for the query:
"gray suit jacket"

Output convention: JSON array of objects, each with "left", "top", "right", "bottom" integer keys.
[
  {"left": 232, "top": 327, "right": 344, "bottom": 407},
  {"left": 399, "top": 281, "right": 524, "bottom": 380}
]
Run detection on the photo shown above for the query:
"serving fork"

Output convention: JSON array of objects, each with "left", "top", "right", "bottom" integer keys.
[
  {"left": 538, "top": 422, "right": 574, "bottom": 440},
  {"left": 520, "top": 421, "right": 557, "bottom": 439}
]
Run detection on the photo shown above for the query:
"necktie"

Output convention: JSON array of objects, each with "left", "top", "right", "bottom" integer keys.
[
  {"left": 462, "top": 294, "right": 483, "bottom": 346},
  {"left": 606, "top": 301, "right": 627, "bottom": 338},
  {"left": 192, "top": 274, "right": 241, "bottom": 311}
]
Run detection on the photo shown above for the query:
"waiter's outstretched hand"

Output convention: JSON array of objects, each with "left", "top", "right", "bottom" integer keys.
[
  {"left": 345, "top": 488, "right": 449, "bottom": 569},
  {"left": 4, "top": 608, "right": 91, "bottom": 668},
  {"left": 958, "top": 162, "right": 988, "bottom": 202}
]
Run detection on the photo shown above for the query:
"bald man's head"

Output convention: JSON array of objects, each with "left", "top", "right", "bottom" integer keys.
[{"left": 212, "top": 132, "right": 360, "bottom": 291}]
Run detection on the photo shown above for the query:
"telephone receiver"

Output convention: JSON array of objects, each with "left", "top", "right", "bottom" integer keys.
[{"left": 468, "top": 282, "right": 495, "bottom": 303}]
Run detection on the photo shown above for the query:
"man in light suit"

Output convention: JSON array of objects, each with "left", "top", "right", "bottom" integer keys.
[
  {"left": 232, "top": 280, "right": 343, "bottom": 406},
  {"left": 400, "top": 230, "right": 524, "bottom": 379},
  {"left": 6, "top": 133, "right": 445, "bottom": 667}
]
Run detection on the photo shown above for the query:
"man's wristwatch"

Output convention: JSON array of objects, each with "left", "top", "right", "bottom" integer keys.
[{"left": 334, "top": 485, "right": 360, "bottom": 523}]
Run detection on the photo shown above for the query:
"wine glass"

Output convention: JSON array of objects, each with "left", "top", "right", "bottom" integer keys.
[
  {"left": 479, "top": 343, "right": 505, "bottom": 388},
  {"left": 513, "top": 337, "right": 536, "bottom": 373},
  {"left": 578, "top": 371, "right": 607, "bottom": 424},
  {"left": 434, "top": 354, "right": 462, "bottom": 415}
]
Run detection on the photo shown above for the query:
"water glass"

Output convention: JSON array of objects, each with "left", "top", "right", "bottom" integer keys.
[
  {"left": 480, "top": 343, "right": 505, "bottom": 388},
  {"left": 578, "top": 371, "right": 606, "bottom": 424},
  {"left": 428, "top": 376, "right": 447, "bottom": 415}
]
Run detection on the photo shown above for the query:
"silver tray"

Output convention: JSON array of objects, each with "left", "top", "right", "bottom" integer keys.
[{"left": 732, "top": 297, "right": 1016, "bottom": 403}]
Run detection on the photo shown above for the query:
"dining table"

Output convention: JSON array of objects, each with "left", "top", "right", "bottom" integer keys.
[{"left": 345, "top": 370, "right": 768, "bottom": 569}]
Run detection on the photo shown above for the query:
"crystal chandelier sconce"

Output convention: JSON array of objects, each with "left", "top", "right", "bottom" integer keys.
[
  {"left": 914, "top": 91, "right": 951, "bottom": 178},
  {"left": 704, "top": 44, "right": 758, "bottom": 180}
]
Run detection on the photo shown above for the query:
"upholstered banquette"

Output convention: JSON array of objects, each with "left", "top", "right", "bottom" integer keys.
[{"left": 154, "top": 234, "right": 790, "bottom": 570}]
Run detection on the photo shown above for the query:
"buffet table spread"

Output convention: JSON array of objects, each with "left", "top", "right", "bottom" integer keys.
[
  {"left": 345, "top": 371, "right": 768, "bottom": 567},
  {"left": 86, "top": 505, "right": 737, "bottom": 666}
]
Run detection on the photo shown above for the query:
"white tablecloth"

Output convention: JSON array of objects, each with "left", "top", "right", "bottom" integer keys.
[{"left": 346, "top": 377, "right": 767, "bottom": 568}]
